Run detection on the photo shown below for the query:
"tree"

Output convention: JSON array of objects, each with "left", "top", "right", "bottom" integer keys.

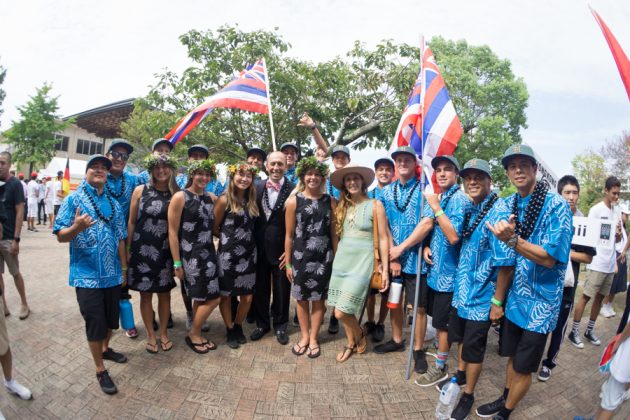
[
  {"left": 122, "top": 26, "right": 528, "bottom": 188},
  {"left": 0, "top": 61, "right": 6, "bottom": 128},
  {"left": 572, "top": 150, "right": 607, "bottom": 214},
  {"left": 3, "top": 83, "right": 72, "bottom": 173},
  {"left": 600, "top": 130, "right": 630, "bottom": 198}
]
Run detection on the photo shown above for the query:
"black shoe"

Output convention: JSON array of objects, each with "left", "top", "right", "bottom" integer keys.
[
  {"left": 328, "top": 315, "right": 339, "bottom": 334},
  {"left": 413, "top": 349, "right": 428, "bottom": 374},
  {"left": 96, "top": 370, "right": 118, "bottom": 395},
  {"left": 373, "top": 339, "right": 405, "bottom": 354},
  {"left": 235, "top": 324, "right": 246, "bottom": 344},
  {"left": 246, "top": 313, "right": 255, "bottom": 324},
  {"left": 436, "top": 371, "right": 466, "bottom": 392},
  {"left": 276, "top": 330, "right": 289, "bottom": 345},
  {"left": 476, "top": 396, "right": 505, "bottom": 418},
  {"left": 167, "top": 313, "right": 174, "bottom": 329},
  {"left": 102, "top": 347, "right": 127, "bottom": 363},
  {"left": 363, "top": 321, "right": 375, "bottom": 336},
  {"left": 372, "top": 323, "right": 385, "bottom": 342},
  {"left": 226, "top": 327, "right": 240, "bottom": 349},
  {"left": 451, "top": 393, "right": 474, "bottom": 420},
  {"left": 293, "top": 311, "right": 299, "bottom": 327},
  {"left": 250, "top": 327, "right": 270, "bottom": 341}
]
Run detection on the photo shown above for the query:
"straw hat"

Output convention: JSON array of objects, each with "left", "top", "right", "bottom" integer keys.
[{"left": 330, "top": 162, "right": 375, "bottom": 191}]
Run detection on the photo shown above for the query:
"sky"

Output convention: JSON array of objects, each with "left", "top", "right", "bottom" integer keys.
[{"left": 1, "top": 0, "right": 628, "bottom": 177}]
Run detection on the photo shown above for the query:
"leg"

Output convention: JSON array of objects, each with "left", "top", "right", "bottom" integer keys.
[
  {"left": 413, "top": 307, "right": 427, "bottom": 351},
  {"left": 589, "top": 293, "right": 605, "bottom": 321},
  {"left": 11, "top": 273, "right": 28, "bottom": 308},
  {"left": 271, "top": 264, "right": 290, "bottom": 332},
  {"left": 139, "top": 292, "right": 157, "bottom": 345},
  {"left": 254, "top": 258, "right": 272, "bottom": 331},
  {"left": 294, "top": 300, "right": 310, "bottom": 350},
  {"left": 542, "top": 300, "right": 572, "bottom": 371},
  {"left": 573, "top": 293, "right": 590, "bottom": 323},
  {"left": 219, "top": 296, "right": 233, "bottom": 327},
  {"left": 88, "top": 340, "right": 106, "bottom": 372},
  {"left": 335, "top": 309, "right": 361, "bottom": 348},
  {"left": 309, "top": 301, "right": 326, "bottom": 351},
  {"left": 235, "top": 295, "right": 253, "bottom": 325},
  {"left": 464, "top": 361, "right": 482, "bottom": 395},
  {"left": 505, "top": 361, "right": 532, "bottom": 410},
  {"left": 189, "top": 298, "right": 219, "bottom": 347},
  {"left": 377, "top": 295, "right": 389, "bottom": 324},
  {"left": 157, "top": 292, "right": 171, "bottom": 345},
  {"left": 366, "top": 294, "right": 375, "bottom": 322},
  {"left": 617, "top": 287, "right": 630, "bottom": 334},
  {"left": 0, "top": 275, "right": 7, "bottom": 315},
  {"left": 0, "top": 348, "right": 12, "bottom": 380},
  {"left": 390, "top": 303, "right": 404, "bottom": 343}
]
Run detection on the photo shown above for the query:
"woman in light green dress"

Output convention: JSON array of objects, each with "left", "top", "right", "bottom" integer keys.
[{"left": 328, "top": 163, "right": 390, "bottom": 363}]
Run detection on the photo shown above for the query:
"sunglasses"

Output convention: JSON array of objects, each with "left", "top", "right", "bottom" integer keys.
[{"left": 108, "top": 151, "right": 129, "bottom": 161}]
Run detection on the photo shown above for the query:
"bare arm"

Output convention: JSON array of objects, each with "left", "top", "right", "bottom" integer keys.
[
  {"left": 298, "top": 112, "right": 329, "bottom": 152},
  {"left": 490, "top": 265, "right": 515, "bottom": 324},
  {"left": 284, "top": 197, "right": 297, "bottom": 282},
  {"left": 126, "top": 186, "right": 143, "bottom": 250},
  {"left": 424, "top": 192, "right": 459, "bottom": 245},
  {"left": 570, "top": 250, "right": 593, "bottom": 265},
  {"left": 14, "top": 203, "right": 24, "bottom": 238},
  {"left": 375, "top": 201, "right": 390, "bottom": 292},
  {"left": 56, "top": 207, "right": 96, "bottom": 243},
  {"left": 212, "top": 196, "right": 227, "bottom": 237},
  {"left": 118, "top": 240, "right": 127, "bottom": 286},
  {"left": 167, "top": 192, "right": 185, "bottom": 281},
  {"left": 330, "top": 198, "right": 338, "bottom": 254}
]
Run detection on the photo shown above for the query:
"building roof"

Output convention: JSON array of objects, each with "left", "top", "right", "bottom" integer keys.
[{"left": 64, "top": 98, "right": 135, "bottom": 139}]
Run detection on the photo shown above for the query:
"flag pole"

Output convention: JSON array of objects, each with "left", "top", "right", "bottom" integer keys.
[
  {"left": 262, "top": 57, "right": 278, "bottom": 151},
  {"left": 405, "top": 35, "right": 427, "bottom": 381}
]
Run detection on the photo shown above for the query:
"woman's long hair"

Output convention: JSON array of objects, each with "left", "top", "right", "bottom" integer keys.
[
  {"left": 226, "top": 170, "right": 259, "bottom": 217},
  {"left": 150, "top": 165, "right": 180, "bottom": 195},
  {"left": 333, "top": 176, "right": 368, "bottom": 237}
]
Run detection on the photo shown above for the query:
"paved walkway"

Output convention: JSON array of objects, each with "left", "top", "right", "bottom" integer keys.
[{"left": 0, "top": 228, "right": 628, "bottom": 419}]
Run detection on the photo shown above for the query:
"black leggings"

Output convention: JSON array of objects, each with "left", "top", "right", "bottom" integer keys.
[{"left": 617, "top": 289, "right": 630, "bottom": 334}]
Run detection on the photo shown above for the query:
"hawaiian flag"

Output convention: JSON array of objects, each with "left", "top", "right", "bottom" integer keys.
[
  {"left": 391, "top": 40, "right": 462, "bottom": 192},
  {"left": 165, "top": 59, "right": 270, "bottom": 145},
  {"left": 590, "top": 7, "right": 630, "bottom": 101}
]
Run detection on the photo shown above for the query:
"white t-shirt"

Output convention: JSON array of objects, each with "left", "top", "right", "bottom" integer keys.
[
  {"left": 52, "top": 180, "right": 63, "bottom": 205},
  {"left": 45, "top": 181, "right": 54, "bottom": 205},
  {"left": 610, "top": 320, "right": 630, "bottom": 383},
  {"left": 27, "top": 180, "right": 39, "bottom": 201},
  {"left": 587, "top": 201, "right": 621, "bottom": 273}
]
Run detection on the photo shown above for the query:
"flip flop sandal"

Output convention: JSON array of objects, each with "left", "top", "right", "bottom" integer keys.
[
  {"left": 160, "top": 339, "right": 173, "bottom": 352},
  {"left": 307, "top": 346, "right": 321, "bottom": 359},
  {"left": 203, "top": 340, "right": 217, "bottom": 351},
  {"left": 336, "top": 345, "right": 356, "bottom": 363},
  {"left": 185, "top": 336, "right": 210, "bottom": 354},
  {"left": 357, "top": 327, "right": 368, "bottom": 354},
  {"left": 145, "top": 342, "right": 159, "bottom": 354},
  {"left": 292, "top": 343, "right": 308, "bottom": 356}
]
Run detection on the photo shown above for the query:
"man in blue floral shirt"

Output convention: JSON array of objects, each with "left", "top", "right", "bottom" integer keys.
[
  {"left": 54, "top": 155, "right": 128, "bottom": 395},
  {"left": 477, "top": 144, "right": 572, "bottom": 420},
  {"left": 443, "top": 159, "right": 516, "bottom": 420}
]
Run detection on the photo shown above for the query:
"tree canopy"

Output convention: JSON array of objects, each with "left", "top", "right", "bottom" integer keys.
[
  {"left": 571, "top": 150, "right": 607, "bottom": 214},
  {"left": 121, "top": 26, "right": 528, "bottom": 188},
  {"left": 0, "top": 61, "right": 6, "bottom": 129},
  {"left": 3, "top": 83, "right": 72, "bottom": 173}
]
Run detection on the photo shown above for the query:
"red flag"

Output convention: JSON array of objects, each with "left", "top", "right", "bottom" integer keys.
[{"left": 590, "top": 6, "right": 630, "bottom": 101}]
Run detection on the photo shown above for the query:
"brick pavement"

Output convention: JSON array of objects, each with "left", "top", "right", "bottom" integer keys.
[{"left": 0, "top": 229, "right": 628, "bottom": 419}]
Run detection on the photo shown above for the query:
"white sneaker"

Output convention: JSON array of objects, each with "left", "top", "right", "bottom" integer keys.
[
  {"left": 600, "top": 305, "right": 615, "bottom": 318},
  {"left": 623, "top": 389, "right": 630, "bottom": 402},
  {"left": 4, "top": 379, "right": 32, "bottom": 400}
]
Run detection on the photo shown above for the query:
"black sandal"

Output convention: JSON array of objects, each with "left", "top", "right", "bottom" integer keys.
[
  {"left": 336, "top": 345, "right": 356, "bottom": 363},
  {"left": 307, "top": 346, "right": 321, "bottom": 359},
  {"left": 292, "top": 343, "right": 308, "bottom": 356},
  {"left": 160, "top": 339, "right": 173, "bottom": 352},
  {"left": 145, "top": 341, "right": 159, "bottom": 354},
  {"left": 185, "top": 336, "right": 210, "bottom": 354}
]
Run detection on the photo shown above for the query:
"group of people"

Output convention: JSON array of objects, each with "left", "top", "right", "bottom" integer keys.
[
  {"left": 6, "top": 112, "right": 618, "bottom": 419},
  {"left": 18, "top": 170, "right": 65, "bottom": 232}
]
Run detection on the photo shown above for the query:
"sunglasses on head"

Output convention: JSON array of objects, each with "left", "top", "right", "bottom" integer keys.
[{"left": 108, "top": 151, "right": 129, "bottom": 161}]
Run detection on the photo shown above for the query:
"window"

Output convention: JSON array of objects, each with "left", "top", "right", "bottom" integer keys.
[
  {"left": 54, "top": 135, "right": 69, "bottom": 152},
  {"left": 76, "top": 139, "right": 102, "bottom": 155}
]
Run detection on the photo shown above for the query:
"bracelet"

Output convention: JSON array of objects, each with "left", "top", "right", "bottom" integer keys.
[
  {"left": 126, "top": 245, "right": 131, "bottom": 252},
  {"left": 491, "top": 297, "right": 503, "bottom": 307},
  {"left": 285, "top": 263, "right": 293, "bottom": 270},
  {"left": 121, "top": 267, "right": 128, "bottom": 271},
  {"left": 173, "top": 260, "right": 182, "bottom": 268},
  {"left": 434, "top": 209, "right": 445, "bottom": 218},
  {"left": 309, "top": 124, "right": 317, "bottom": 130}
]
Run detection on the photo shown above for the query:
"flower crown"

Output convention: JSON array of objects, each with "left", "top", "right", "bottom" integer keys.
[
  {"left": 227, "top": 162, "right": 259, "bottom": 178},
  {"left": 143, "top": 154, "right": 178, "bottom": 171},
  {"left": 188, "top": 159, "right": 217, "bottom": 179},
  {"left": 296, "top": 156, "right": 329, "bottom": 178}
]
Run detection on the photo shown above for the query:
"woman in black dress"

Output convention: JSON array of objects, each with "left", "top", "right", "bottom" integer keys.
[
  {"left": 127, "top": 154, "right": 179, "bottom": 353},
  {"left": 284, "top": 157, "right": 337, "bottom": 358},
  {"left": 213, "top": 162, "right": 259, "bottom": 349},
  {"left": 168, "top": 160, "right": 220, "bottom": 353}
]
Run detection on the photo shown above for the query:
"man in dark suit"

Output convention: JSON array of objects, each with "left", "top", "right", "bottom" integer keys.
[{"left": 250, "top": 151, "right": 295, "bottom": 345}]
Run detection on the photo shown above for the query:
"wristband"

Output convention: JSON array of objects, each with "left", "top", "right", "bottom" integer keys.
[
  {"left": 309, "top": 124, "right": 317, "bottom": 130},
  {"left": 121, "top": 267, "right": 128, "bottom": 271},
  {"left": 173, "top": 260, "right": 182, "bottom": 268},
  {"left": 434, "top": 209, "right": 445, "bottom": 218},
  {"left": 491, "top": 297, "right": 503, "bottom": 307},
  {"left": 285, "top": 263, "right": 293, "bottom": 270},
  {"left": 126, "top": 245, "right": 131, "bottom": 251}
]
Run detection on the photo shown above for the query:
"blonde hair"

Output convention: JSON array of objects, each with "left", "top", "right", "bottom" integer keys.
[
  {"left": 150, "top": 165, "right": 180, "bottom": 195},
  {"left": 226, "top": 170, "right": 259, "bottom": 217},
  {"left": 333, "top": 175, "right": 368, "bottom": 237}
]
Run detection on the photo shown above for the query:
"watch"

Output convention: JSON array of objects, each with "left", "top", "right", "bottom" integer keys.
[
  {"left": 506, "top": 234, "right": 519, "bottom": 249},
  {"left": 13, "top": 237, "right": 20, "bottom": 243}
]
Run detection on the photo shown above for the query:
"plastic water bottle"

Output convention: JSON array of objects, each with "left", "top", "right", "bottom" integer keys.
[
  {"left": 119, "top": 298, "right": 135, "bottom": 330},
  {"left": 435, "top": 376, "right": 460, "bottom": 419},
  {"left": 387, "top": 278, "right": 403, "bottom": 309}
]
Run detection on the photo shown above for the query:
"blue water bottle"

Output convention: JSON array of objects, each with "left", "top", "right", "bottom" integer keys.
[{"left": 119, "top": 298, "right": 135, "bottom": 330}]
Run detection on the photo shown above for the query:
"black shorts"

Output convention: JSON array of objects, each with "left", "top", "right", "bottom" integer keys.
[
  {"left": 448, "top": 309, "right": 491, "bottom": 364},
  {"left": 54, "top": 204, "right": 61, "bottom": 216},
  {"left": 427, "top": 288, "right": 453, "bottom": 331},
  {"left": 76, "top": 285, "right": 121, "bottom": 342},
  {"left": 499, "top": 317, "right": 548, "bottom": 374},
  {"left": 403, "top": 273, "right": 428, "bottom": 309}
]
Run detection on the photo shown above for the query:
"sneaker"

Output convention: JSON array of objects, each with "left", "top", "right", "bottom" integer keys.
[
  {"left": 476, "top": 396, "right": 505, "bottom": 418},
  {"left": 201, "top": 320, "right": 210, "bottom": 332},
  {"left": 4, "top": 379, "right": 32, "bottom": 400},
  {"left": 568, "top": 330, "right": 584, "bottom": 349},
  {"left": 363, "top": 321, "right": 375, "bottom": 335},
  {"left": 436, "top": 372, "right": 466, "bottom": 392},
  {"left": 584, "top": 330, "right": 601, "bottom": 346},
  {"left": 125, "top": 328, "right": 139, "bottom": 339},
  {"left": 600, "top": 305, "right": 615, "bottom": 318},
  {"left": 186, "top": 311, "right": 193, "bottom": 330},
  {"left": 373, "top": 339, "right": 405, "bottom": 354},
  {"left": 226, "top": 327, "right": 240, "bottom": 349},
  {"left": 414, "top": 364, "right": 448, "bottom": 387},
  {"left": 234, "top": 324, "right": 246, "bottom": 344},
  {"left": 413, "top": 349, "right": 428, "bottom": 374},
  {"left": 102, "top": 348, "right": 127, "bottom": 363},
  {"left": 538, "top": 365, "right": 551, "bottom": 382},
  {"left": 451, "top": 393, "right": 474, "bottom": 420},
  {"left": 96, "top": 370, "right": 118, "bottom": 395},
  {"left": 328, "top": 315, "right": 339, "bottom": 334},
  {"left": 372, "top": 323, "right": 385, "bottom": 342}
]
